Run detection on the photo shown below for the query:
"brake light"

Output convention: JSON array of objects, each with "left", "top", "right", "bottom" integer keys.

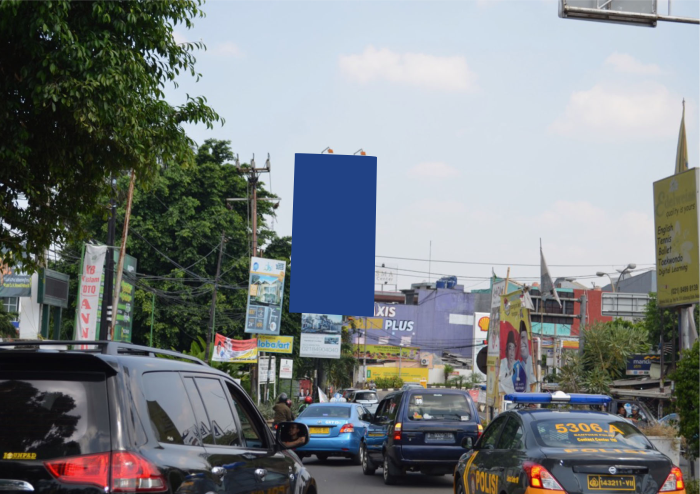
[
  {"left": 393, "top": 422, "right": 402, "bottom": 441},
  {"left": 523, "top": 462, "right": 564, "bottom": 491},
  {"left": 660, "top": 467, "right": 684, "bottom": 492},
  {"left": 45, "top": 452, "right": 166, "bottom": 492},
  {"left": 339, "top": 423, "right": 355, "bottom": 433},
  {"left": 45, "top": 452, "right": 109, "bottom": 489},
  {"left": 477, "top": 424, "right": 484, "bottom": 439}
]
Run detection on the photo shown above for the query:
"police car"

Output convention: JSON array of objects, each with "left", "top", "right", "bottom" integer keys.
[{"left": 454, "top": 392, "right": 686, "bottom": 494}]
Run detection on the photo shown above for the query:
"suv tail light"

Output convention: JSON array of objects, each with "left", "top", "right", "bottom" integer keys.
[
  {"left": 477, "top": 424, "right": 484, "bottom": 439},
  {"left": 393, "top": 422, "right": 402, "bottom": 441},
  {"left": 660, "top": 467, "right": 684, "bottom": 492},
  {"left": 339, "top": 423, "right": 355, "bottom": 433},
  {"left": 523, "top": 462, "right": 564, "bottom": 491},
  {"left": 45, "top": 452, "right": 167, "bottom": 492}
]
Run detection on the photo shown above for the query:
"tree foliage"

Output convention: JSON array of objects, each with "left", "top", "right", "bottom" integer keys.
[
  {"left": 669, "top": 341, "right": 699, "bottom": 459},
  {"left": 0, "top": 304, "right": 18, "bottom": 338},
  {"left": 0, "top": 0, "right": 220, "bottom": 270}
]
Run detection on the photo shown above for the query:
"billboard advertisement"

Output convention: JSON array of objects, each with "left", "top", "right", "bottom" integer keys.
[
  {"left": 366, "top": 366, "right": 428, "bottom": 384},
  {"left": 301, "top": 313, "right": 342, "bottom": 359},
  {"left": 244, "top": 257, "right": 287, "bottom": 335},
  {"left": 280, "top": 359, "right": 294, "bottom": 379},
  {"left": 498, "top": 290, "right": 535, "bottom": 395},
  {"left": 653, "top": 168, "right": 699, "bottom": 308},
  {"left": 355, "top": 344, "right": 419, "bottom": 361},
  {"left": 96, "top": 251, "right": 137, "bottom": 342},
  {"left": 257, "top": 334, "right": 293, "bottom": 354},
  {"left": 626, "top": 354, "right": 661, "bottom": 376},
  {"left": 0, "top": 262, "right": 31, "bottom": 297},
  {"left": 473, "top": 312, "right": 489, "bottom": 377},
  {"left": 212, "top": 334, "right": 258, "bottom": 363},
  {"left": 486, "top": 281, "right": 506, "bottom": 406}
]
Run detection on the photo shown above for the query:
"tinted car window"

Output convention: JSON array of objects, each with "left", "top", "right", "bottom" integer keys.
[
  {"left": 143, "top": 372, "right": 201, "bottom": 446},
  {"left": 497, "top": 417, "right": 524, "bottom": 450},
  {"left": 354, "top": 391, "right": 377, "bottom": 401},
  {"left": 225, "top": 382, "right": 266, "bottom": 449},
  {"left": 479, "top": 415, "right": 507, "bottom": 449},
  {"left": 183, "top": 377, "right": 213, "bottom": 444},
  {"left": 387, "top": 395, "right": 401, "bottom": 421},
  {"left": 195, "top": 377, "right": 240, "bottom": 447},
  {"left": 407, "top": 393, "right": 471, "bottom": 421},
  {"left": 0, "top": 374, "right": 110, "bottom": 459},
  {"left": 299, "top": 406, "right": 351, "bottom": 418},
  {"left": 531, "top": 418, "right": 653, "bottom": 449}
]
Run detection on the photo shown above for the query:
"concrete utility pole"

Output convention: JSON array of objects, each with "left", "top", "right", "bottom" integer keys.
[
  {"left": 205, "top": 230, "right": 226, "bottom": 364},
  {"left": 99, "top": 179, "right": 117, "bottom": 340}
]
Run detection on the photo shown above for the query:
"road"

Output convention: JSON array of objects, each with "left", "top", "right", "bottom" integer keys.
[{"left": 302, "top": 456, "right": 454, "bottom": 494}]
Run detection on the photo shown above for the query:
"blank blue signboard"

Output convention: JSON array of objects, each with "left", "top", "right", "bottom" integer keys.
[{"left": 290, "top": 153, "right": 377, "bottom": 316}]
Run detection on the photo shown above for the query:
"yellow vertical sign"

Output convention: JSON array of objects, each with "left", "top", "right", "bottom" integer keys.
[{"left": 653, "top": 169, "right": 699, "bottom": 308}]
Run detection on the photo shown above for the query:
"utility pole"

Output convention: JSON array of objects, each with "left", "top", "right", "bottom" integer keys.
[
  {"left": 205, "top": 230, "right": 226, "bottom": 364},
  {"left": 110, "top": 170, "right": 136, "bottom": 340},
  {"left": 99, "top": 179, "right": 117, "bottom": 340}
]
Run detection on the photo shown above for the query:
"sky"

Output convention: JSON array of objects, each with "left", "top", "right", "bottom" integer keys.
[{"left": 167, "top": 0, "right": 700, "bottom": 292}]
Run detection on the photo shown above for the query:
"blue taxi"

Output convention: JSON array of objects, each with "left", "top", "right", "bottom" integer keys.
[{"left": 294, "top": 403, "right": 373, "bottom": 463}]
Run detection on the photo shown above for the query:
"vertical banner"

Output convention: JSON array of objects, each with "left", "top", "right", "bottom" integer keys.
[
  {"left": 498, "top": 289, "right": 534, "bottom": 395},
  {"left": 97, "top": 252, "right": 137, "bottom": 342},
  {"left": 290, "top": 153, "right": 377, "bottom": 316},
  {"left": 212, "top": 333, "right": 258, "bottom": 363},
  {"left": 244, "top": 257, "right": 287, "bottom": 335},
  {"left": 300, "top": 313, "right": 342, "bottom": 358},
  {"left": 280, "top": 359, "right": 294, "bottom": 379},
  {"left": 75, "top": 244, "right": 108, "bottom": 343},
  {"left": 486, "top": 281, "right": 505, "bottom": 407},
  {"left": 653, "top": 169, "right": 699, "bottom": 308}
]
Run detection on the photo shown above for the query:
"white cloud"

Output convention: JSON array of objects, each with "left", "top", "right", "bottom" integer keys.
[
  {"left": 209, "top": 42, "right": 244, "bottom": 58},
  {"left": 549, "top": 82, "right": 680, "bottom": 141},
  {"left": 173, "top": 30, "right": 189, "bottom": 45},
  {"left": 605, "top": 52, "right": 663, "bottom": 75},
  {"left": 408, "top": 162, "right": 460, "bottom": 179},
  {"left": 338, "top": 46, "right": 477, "bottom": 92}
]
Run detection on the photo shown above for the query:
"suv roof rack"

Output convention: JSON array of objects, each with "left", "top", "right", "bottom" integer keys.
[{"left": 0, "top": 340, "right": 207, "bottom": 366}]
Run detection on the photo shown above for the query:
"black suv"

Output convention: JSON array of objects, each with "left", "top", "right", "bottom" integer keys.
[{"left": 0, "top": 341, "right": 317, "bottom": 494}]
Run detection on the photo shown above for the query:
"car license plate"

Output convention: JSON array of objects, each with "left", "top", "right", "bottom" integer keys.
[
  {"left": 309, "top": 427, "right": 330, "bottom": 434},
  {"left": 368, "top": 432, "right": 384, "bottom": 437},
  {"left": 587, "top": 475, "right": 636, "bottom": 491},
  {"left": 425, "top": 432, "right": 454, "bottom": 442}
]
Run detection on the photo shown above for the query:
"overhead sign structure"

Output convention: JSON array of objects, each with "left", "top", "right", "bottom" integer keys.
[
  {"left": 212, "top": 333, "right": 258, "bottom": 363},
  {"left": 244, "top": 257, "right": 287, "bottom": 335},
  {"left": 74, "top": 244, "right": 108, "bottom": 344},
  {"left": 653, "top": 169, "right": 699, "bottom": 308},
  {"left": 280, "top": 358, "right": 294, "bottom": 380},
  {"left": 257, "top": 334, "right": 294, "bottom": 354},
  {"left": 300, "top": 313, "right": 342, "bottom": 359}
]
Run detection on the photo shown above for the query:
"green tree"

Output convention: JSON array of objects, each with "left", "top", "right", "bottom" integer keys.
[
  {"left": 0, "top": 0, "right": 220, "bottom": 271},
  {"left": 443, "top": 364, "right": 455, "bottom": 383},
  {"left": 0, "top": 304, "right": 18, "bottom": 338},
  {"left": 669, "top": 341, "right": 699, "bottom": 459}
]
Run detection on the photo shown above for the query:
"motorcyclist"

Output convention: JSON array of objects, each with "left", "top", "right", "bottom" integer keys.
[
  {"left": 272, "top": 393, "right": 293, "bottom": 426},
  {"left": 298, "top": 395, "right": 313, "bottom": 414}
]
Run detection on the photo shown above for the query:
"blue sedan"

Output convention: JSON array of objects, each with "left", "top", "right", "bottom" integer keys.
[{"left": 294, "top": 403, "right": 372, "bottom": 463}]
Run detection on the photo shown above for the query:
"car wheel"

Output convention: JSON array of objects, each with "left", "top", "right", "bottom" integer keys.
[
  {"left": 383, "top": 455, "right": 400, "bottom": 485},
  {"left": 361, "top": 444, "right": 376, "bottom": 475},
  {"left": 316, "top": 453, "right": 329, "bottom": 462}
]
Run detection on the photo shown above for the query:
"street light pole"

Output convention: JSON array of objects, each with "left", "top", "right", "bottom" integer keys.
[{"left": 596, "top": 263, "right": 636, "bottom": 292}]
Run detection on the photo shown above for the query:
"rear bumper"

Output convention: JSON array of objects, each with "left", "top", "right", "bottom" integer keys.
[{"left": 296, "top": 434, "right": 361, "bottom": 455}]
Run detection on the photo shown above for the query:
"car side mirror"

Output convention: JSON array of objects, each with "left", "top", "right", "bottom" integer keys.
[
  {"left": 276, "top": 422, "right": 309, "bottom": 450},
  {"left": 461, "top": 437, "right": 473, "bottom": 449}
]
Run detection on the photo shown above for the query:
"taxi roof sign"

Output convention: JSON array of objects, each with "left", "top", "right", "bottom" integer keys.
[{"left": 504, "top": 391, "right": 611, "bottom": 405}]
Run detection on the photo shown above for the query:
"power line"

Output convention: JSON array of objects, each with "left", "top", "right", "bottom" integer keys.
[{"left": 376, "top": 255, "right": 655, "bottom": 268}]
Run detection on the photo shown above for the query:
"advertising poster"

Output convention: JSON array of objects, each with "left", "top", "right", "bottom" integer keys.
[
  {"left": 259, "top": 356, "right": 276, "bottom": 384},
  {"left": 486, "top": 281, "right": 506, "bottom": 407},
  {"left": 244, "top": 257, "right": 287, "bottom": 335},
  {"left": 280, "top": 359, "right": 294, "bottom": 379},
  {"left": 75, "top": 244, "right": 108, "bottom": 344},
  {"left": 498, "top": 289, "right": 535, "bottom": 394},
  {"left": 300, "top": 313, "right": 342, "bottom": 358},
  {"left": 626, "top": 354, "right": 661, "bottom": 376},
  {"left": 257, "top": 334, "right": 294, "bottom": 354},
  {"left": 365, "top": 366, "right": 428, "bottom": 384},
  {"left": 355, "top": 344, "right": 419, "bottom": 361},
  {"left": 97, "top": 252, "right": 137, "bottom": 342},
  {"left": 212, "top": 333, "right": 258, "bottom": 363},
  {"left": 0, "top": 262, "right": 32, "bottom": 297},
  {"left": 473, "top": 312, "right": 490, "bottom": 377},
  {"left": 653, "top": 169, "right": 699, "bottom": 307}
]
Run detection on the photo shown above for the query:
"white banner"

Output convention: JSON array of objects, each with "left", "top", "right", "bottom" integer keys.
[
  {"left": 300, "top": 333, "right": 341, "bottom": 359},
  {"left": 259, "top": 356, "right": 276, "bottom": 384},
  {"left": 280, "top": 358, "right": 294, "bottom": 379},
  {"left": 75, "top": 244, "right": 108, "bottom": 343}
]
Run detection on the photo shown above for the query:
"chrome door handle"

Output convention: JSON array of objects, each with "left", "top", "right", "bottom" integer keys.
[
  {"left": 254, "top": 468, "right": 267, "bottom": 482},
  {"left": 211, "top": 466, "right": 225, "bottom": 479}
]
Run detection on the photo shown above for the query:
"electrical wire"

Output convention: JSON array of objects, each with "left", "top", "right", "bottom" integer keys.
[{"left": 376, "top": 255, "right": 655, "bottom": 268}]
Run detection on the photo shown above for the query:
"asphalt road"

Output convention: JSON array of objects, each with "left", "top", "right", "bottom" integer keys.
[{"left": 302, "top": 456, "right": 454, "bottom": 494}]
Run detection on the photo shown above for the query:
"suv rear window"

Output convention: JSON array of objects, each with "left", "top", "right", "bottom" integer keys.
[
  {"left": 407, "top": 393, "right": 472, "bottom": 421},
  {"left": 531, "top": 419, "right": 654, "bottom": 449},
  {"left": 300, "top": 406, "right": 351, "bottom": 418},
  {"left": 0, "top": 374, "right": 110, "bottom": 460}
]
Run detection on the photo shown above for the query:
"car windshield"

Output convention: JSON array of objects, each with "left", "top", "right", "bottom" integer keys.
[
  {"left": 531, "top": 418, "right": 654, "bottom": 449},
  {"left": 407, "top": 393, "right": 471, "bottom": 421},
  {"left": 299, "top": 406, "right": 351, "bottom": 418},
  {"left": 354, "top": 392, "right": 377, "bottom": 401}
]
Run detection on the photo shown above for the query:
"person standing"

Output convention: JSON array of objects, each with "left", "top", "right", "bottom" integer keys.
[
  {"left": 272, "top": 393, "right": 293, "bottom": 426},
  {"left": 499, "top": 331, "right": 517, "bottom": 395}
]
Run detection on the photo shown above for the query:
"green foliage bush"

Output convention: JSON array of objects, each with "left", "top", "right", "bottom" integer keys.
[
  {"left": 375, "top": 376, "right": 404, "bottom": 389},
  {"left": 670, "top": 340, "right": 699, "bottom": 459}
]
